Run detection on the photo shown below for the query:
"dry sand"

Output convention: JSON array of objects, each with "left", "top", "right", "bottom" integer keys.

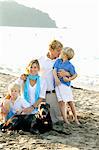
[{"left": 0, "top": 73, "right": 99, "bottom": 150}]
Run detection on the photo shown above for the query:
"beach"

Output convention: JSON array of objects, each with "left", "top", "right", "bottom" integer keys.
[{"left": 0, "top": 72, "right": 99, "bottom": 150}]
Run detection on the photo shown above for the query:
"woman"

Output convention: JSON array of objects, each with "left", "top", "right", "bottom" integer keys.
[{"left": 16, "top": 59, "right": 47, "bottom": 114}]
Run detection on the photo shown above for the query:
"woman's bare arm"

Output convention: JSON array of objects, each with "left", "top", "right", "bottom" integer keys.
[{"left": 22, "top": 98, "right": 43, "bottom": 114}]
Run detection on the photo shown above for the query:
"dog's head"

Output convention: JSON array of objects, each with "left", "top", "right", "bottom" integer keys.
[
  {"left": 37, "top": 102, "right": 50, "bottom": 119},
  {"left": 34, "top": 102, "right": 52, "bottom": 133}
]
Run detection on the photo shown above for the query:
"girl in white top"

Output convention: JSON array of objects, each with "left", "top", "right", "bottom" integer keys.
[
  {"left": 0, "top": 83, "right": 29, "bottom": 122},
  {"left": 16, "top": 59, "right": 47, "bottom": 114}
]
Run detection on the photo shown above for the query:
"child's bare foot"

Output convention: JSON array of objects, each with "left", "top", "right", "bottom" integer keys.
[
  {"left": 64, "top": 119, "right": 70, "bottom": 124},
  {"left": 75, "top": 119, "right": 80, "bottom": 125}
]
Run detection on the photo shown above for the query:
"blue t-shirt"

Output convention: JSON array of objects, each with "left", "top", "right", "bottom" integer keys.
[{"left": 53, "top": 59, "right": 77, "bottom": 86}]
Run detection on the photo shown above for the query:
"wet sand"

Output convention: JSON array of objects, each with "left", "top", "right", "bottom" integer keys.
[{"left": 0, "top": 73, "right": 99, "bottom": 150}]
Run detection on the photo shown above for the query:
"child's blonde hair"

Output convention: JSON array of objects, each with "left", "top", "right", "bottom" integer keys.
[
  {"left": 49, "top": 40, "right": 63, "bottom": 50},
  {"left": 25, "top": 59, "right": 40, "bottom": 75},
  {"left": 63, "top": 47, "right": 75, "bottom": 60},
  {"left": 8, "top": 83, "right": 21, "bottom": 95}
]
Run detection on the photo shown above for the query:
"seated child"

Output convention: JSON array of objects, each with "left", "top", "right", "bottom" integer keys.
[{"left": 0, "top": 82, "right": 30, "bottom": 122}]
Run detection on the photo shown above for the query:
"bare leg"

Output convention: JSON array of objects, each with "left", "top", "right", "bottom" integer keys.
[
  {"left": 67, "top": 104, "right": 74, "bottom": 121},
  {"left": 58, "top": 101, "right": 69, "bottom": 124},
  {"left": 68, "top": 101, "right": 80, "bottom": 124}
]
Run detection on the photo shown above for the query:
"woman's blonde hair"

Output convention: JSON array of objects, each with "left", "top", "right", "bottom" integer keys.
[
  {"left": 49, "top": 40, "right": 63, "bottom": 50},
  {"left": 25, "top": 59, "right": 40, "bottom": 75},
  {"left": 63, "top": 47, "right": 75, "bottom": 60}
]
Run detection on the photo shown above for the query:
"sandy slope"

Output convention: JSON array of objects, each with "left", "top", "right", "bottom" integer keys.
[{"left": 0, "top": 73, "right": 99, "bottom": 150}]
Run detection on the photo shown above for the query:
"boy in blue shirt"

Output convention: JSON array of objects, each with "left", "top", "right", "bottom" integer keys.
[{"left": 53, "top": 47, "right": 80, "bottom": 124}]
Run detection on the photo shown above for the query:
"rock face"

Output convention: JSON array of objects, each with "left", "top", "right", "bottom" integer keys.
[{"left": 0, "top": 1, "right": 57, "bottom": 28}]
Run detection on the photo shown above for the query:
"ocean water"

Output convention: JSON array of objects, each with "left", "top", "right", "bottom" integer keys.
[{"left": 0, "top": 26, "right": 99, "bottom": 91}]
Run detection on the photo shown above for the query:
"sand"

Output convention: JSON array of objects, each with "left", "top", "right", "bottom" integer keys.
[{"left": 0, "top": 72, "right": 99, "bottom": 150}]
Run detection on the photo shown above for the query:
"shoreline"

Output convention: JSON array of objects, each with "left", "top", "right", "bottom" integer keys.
[
  {"left": 0, "top": 72, "right": 99, "bottom": 149},
  {"left": 0, "top": 70, "right": 99, "bottom": 92}
]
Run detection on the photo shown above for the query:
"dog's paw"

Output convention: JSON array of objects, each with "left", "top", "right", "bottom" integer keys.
[{"left": 30, "top": 128, "right": 39, "bottom": 134}]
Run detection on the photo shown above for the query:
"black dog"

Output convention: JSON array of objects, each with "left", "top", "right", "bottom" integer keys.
[{"left": 0, "top": 102, "right": 53, "bottom": 134}]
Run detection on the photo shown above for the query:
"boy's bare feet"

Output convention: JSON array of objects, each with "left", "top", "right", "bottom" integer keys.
[
  {"left": 64, "top": 119, "right": 70, "bottom": 124},
  {"left": 75, "top": 119, "right": 80, "bottom": 125}
]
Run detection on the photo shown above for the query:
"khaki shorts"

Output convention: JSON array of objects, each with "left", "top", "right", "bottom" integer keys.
[{"left": 46, "top": 93, "right": 62, "bottom": 123}]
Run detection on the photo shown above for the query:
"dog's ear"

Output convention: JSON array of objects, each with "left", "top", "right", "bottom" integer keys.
[
  {"left": 38, "top": 102, "right": 45, "bottom": 109},
  {"left": 46, "top": 103, "right": 50, "bottom": 109}
]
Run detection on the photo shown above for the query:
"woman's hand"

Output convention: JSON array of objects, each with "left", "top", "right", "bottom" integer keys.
[
  {"left": 20, "top": 74, "right": 27, "bottom": 81},
  {"left": 22, "top": 107, "right": 33, "bottom": 114},
  {"left": 58, "top": 69, "right": 70, "bottom": 78}
]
